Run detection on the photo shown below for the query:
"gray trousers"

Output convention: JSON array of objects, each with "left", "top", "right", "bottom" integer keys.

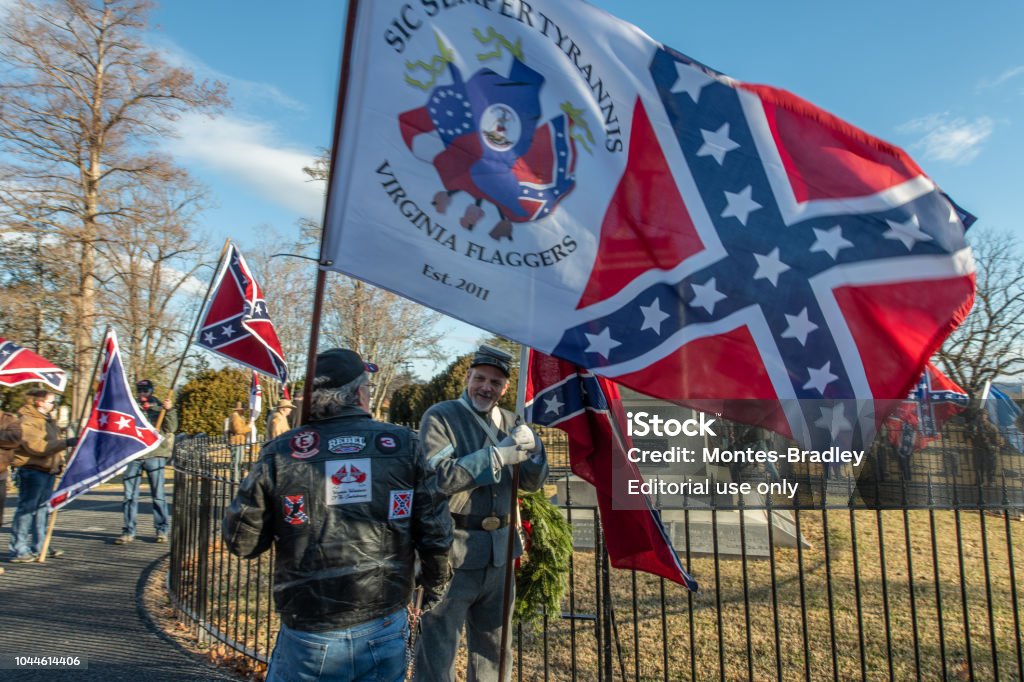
[{"left": 414, "top": 564, "right": 513, "bottom": 682}]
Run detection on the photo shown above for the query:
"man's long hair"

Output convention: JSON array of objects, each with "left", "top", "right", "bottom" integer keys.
[{"left": 309, "top": 374, "right": 367, "bottom": 421}]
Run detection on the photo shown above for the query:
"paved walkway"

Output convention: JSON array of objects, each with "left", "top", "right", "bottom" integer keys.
[{"left": 0, "top": 485, "right": 238, "bottom": 681}]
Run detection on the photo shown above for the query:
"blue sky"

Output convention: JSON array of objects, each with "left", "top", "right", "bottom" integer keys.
[{"left": 148, "top": 0, "right": 1023, "bottom": 373}]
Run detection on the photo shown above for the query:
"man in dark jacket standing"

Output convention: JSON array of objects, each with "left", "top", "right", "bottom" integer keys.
[
  {"left": 224, "top": 348, "right": 452, "bottom": 682},
  {"left": 414, "top": 345, "right": 548, "bottom": 682},
  {"left": 8, "top": 389, "right": 75, "bottom": 562},
  {"left": 114, "top": 379, "right": 175, "bottom": 544}
]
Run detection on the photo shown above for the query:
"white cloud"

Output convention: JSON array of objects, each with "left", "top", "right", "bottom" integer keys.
[
  {"left": 897, "top": 113, "right": 994, "bottom": 165},
  {"left": 978, "top": 65, "right": 1024, "bottom": 90},
  {"left": 166, "top": 113, "right": 324, "bottom": 217},
  {"left": 148, "top": 34, "right": 305, "bottom": 113}
]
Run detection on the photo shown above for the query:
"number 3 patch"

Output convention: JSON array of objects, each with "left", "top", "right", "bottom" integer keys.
[{"left": 376, "top": 433, "right": 399, "bottom": 453}]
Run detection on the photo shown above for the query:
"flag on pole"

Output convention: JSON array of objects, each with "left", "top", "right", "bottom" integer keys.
[
  {"left": 885, "top": 363, "right": 969, "bottom": 450},
  {"left": 986, "top": 385, "right": 1024, "bottom": 454},
  {"left": 0, "top": 337, "right": 67, "bottom": 392},
  {"left": 195, "top": 243, "right": 288, "bottom": 382},
  {"left": 49, "top": 329, "right": 161, "bottom": 510},
  {"left": 525, "top": 349, "right": 697, "bottom": 591},
  {"left": 249, "top": 371, "right": 263, "bottom": 446},
  {"left": 321, "top": 1, "right": 975, "bottom": 450},
  {"left": 249, "top": 371, "right": 263, "bottom": 416}
]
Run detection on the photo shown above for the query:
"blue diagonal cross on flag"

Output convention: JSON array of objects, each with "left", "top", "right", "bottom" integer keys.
[
  {"left": 196, "top": 243, "right": 288, "bottom": 382},
  {"left": 50, "top": 329, "right": 161, "bottom": 510}
]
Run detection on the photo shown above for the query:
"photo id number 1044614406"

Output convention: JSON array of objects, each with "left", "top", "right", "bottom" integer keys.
[{"left": 422, "top": 263, "right": 490, "bottom": 301}]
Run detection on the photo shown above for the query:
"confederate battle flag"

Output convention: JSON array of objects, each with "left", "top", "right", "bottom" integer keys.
[
  {"left": 195, "top": 243, "right": 288, "bottom": 382},
  {"left": 50, "top": 329, "right": 161, "bottom": 510},
  {"left": 321, "top": 1, "right": 975, "bottom": 452},
  {"left": 0, "top": 337, "right": 67, "bottom": 392}
]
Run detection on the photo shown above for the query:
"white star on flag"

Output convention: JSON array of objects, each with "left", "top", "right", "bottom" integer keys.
[
  {"left": 803, "top": 361, "right": 839, "bottom": 394},
  {"left": 696, "top": 123, "right": 739, "bottom": 165},
  {"left": 639, "top": 298, "right": 670, "bottom": 335},
  {"left": 690, "top": 278, "right": 726, "bottom": 314},
  {"left": 543, "top": 394, "right": 564, "bottom": 416},
  {"left": 585, "top": 328, "right": 621, "bottom": 360},
  {"left": 884, "top": 214, "right": 933, "bottom": 250},
  {"left": 670, "top": 61, "right": 713, "bottom": 103},
  {"left": 815, "top": 403, "right": 852, "bottom": 440},
  {"left": 752, "top": 248, "right": 789, "bottom": 286},
  {"left": 809, "top": 226, "right": 853, "bottom": 260},
  {"left": 781, "top": 308, "right": 818, "bottom": 346},
  {"left": 721, "top": 185, "right": 761, "bottom": 225}
]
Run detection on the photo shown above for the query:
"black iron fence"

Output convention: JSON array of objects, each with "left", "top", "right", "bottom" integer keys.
[{"left": 167, "top": 427, "right": 1024, "bottom": 680}]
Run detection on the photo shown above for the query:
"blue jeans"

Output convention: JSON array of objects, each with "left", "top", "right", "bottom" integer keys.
[
  {"left": 122, "top": 458, "right": 169, "bottom": 537},
  {"left": 8, "top": 468, "right": 55, "bottom": 557},
  {"left": 267, "top": 610, "right": 408, "bottom": 682}
]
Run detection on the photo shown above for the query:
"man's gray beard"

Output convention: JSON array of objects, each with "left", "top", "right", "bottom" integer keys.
[{"left": 468, "top": 394, "right": 497, "bottom": 413}]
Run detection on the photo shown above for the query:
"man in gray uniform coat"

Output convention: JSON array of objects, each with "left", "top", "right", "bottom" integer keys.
[{"left": 415, "top": 345, "right": 548, "bottom": 681}]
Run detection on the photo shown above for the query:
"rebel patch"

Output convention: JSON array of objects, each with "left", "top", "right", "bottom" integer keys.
[
  {"left": 326, "top": 458, "right": 372, "bottom": 505},
  {"left": 289, "top": 431, "right": 320, "bottom": 458},
  {"left": 282, "top": 495, "right": 309, "bottom": 526},
  {"left": 389, "top": 490, "right": 413, "bottom": 520},
  {"left": 376, "top": 433, "right": 400, "bottom": 453},
  {"left": 329, "top": 435, "right": 366, "bottom": 454}
]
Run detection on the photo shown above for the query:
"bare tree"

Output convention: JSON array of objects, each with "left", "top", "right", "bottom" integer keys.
[
  {"left": 320, "top": 278, "right": 447, "bottom": 417},
  {"left": 96, "top": 173, "right": 210, "bottom": 383},
  {"left": 0, "top": 0, "right": 226, "bottom": 410},
  {"left": 0, "top": 229, "right": 74, "bottom": 368},
  {"left": 937, "top": 227, "right": 1024, "bottom": 396},
  {"left": 291, "top": 150, "right": 449, "bottom": 417}
]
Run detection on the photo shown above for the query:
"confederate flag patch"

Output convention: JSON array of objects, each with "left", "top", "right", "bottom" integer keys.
[
  {"left": 389, "top": 490, "right": 413, "bottom": 520},
  {"left": 282, "top": 494, "right": 309, "bottom": 526}
]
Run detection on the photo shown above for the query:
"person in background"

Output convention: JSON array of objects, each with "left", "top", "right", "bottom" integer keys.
[
  {"left": 0, "top": 410, "right": 23, "bottom": 574},
  {"left": 114, "top": 379, "right": 175, "bottom": 545},
  {"left": 223, "top": 348, "right": 452, "bottom": 682},
  {"left": 8, "top": 389, "right": 75, "bottom": 562},
  {"left": 265, "top": 398, "right": 295, "bottom": 440}
]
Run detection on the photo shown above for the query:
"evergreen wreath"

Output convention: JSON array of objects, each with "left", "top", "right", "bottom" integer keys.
[{"left": 514, "top": 489, "right": 574, "bottom": 629}]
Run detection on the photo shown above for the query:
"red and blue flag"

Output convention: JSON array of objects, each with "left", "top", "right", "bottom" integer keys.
[
  {"left": 196, "top": 243, "right": 288, "bottom": 382},
  {"left": 0, "top": 337, "right": 67, "bottom": 392},
  {"left": 525, "top": 349, "right": 698, "bottom": 591},
  {"left": 50, "top": 329, "right": 161, "bottom": 510},
  {"left": 323, "top": 1, "right": 976, "bottom": 451}
]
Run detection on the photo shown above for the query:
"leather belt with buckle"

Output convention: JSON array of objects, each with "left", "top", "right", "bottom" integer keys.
[{"left": 452, "top": 513, "right": 510, "bottom": 531}]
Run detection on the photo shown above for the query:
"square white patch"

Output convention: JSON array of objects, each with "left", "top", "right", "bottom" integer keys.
[
  {"left": 325, "top": 458, "right": 372, "bottom": 505},
  {"left": 389, "top": 490, "right": 414, "bottom": 520}
]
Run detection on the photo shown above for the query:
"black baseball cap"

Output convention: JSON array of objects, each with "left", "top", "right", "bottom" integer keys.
[
  {"left": 136, "top": 379, "right": 154, "bottom": 394},
  {"left": 314, "top": 348, "right": 378, "bottom": 389},
  {"left": 470, "top": 344, "right": 513, "bottom": 377}
]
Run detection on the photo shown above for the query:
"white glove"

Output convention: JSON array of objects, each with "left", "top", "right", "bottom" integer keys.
[
  {"left": 492, "top": 443, "right": 529, "bottom": 468},
  {"left": 509, "top": 424, "right": 539, "bottom": 453}
]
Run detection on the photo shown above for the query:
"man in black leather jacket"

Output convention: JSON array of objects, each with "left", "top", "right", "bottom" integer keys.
[{"left": 224, "top": 348, "right": 452, "bottom": 682}]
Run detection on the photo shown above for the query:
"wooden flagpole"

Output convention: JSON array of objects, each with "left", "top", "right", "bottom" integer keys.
[
  {"left": 498, "top": 344, "right": 531, "bottom": 680},
  {"left": 38, "top": 326, "right": 107, "bottom": 563},
  {"left": 301, "top": 0, "right": 363, "bottom": 423}
]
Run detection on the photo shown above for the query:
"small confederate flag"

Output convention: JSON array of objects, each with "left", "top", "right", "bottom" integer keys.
[
  {"left": 885, "top": 363, "right": 968, "bottom": 450},
  {"left": 525, "top": 349, "right": 698, "bottom": 592},
  {"left": 196, "top": 243, "right": 288, "bottom": 382},
  {"left": 0, "top": 337, "right": 67, "bottom": 392},
  {"left": 50, "top": 329, "right": 162, "bottom": 510}
]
